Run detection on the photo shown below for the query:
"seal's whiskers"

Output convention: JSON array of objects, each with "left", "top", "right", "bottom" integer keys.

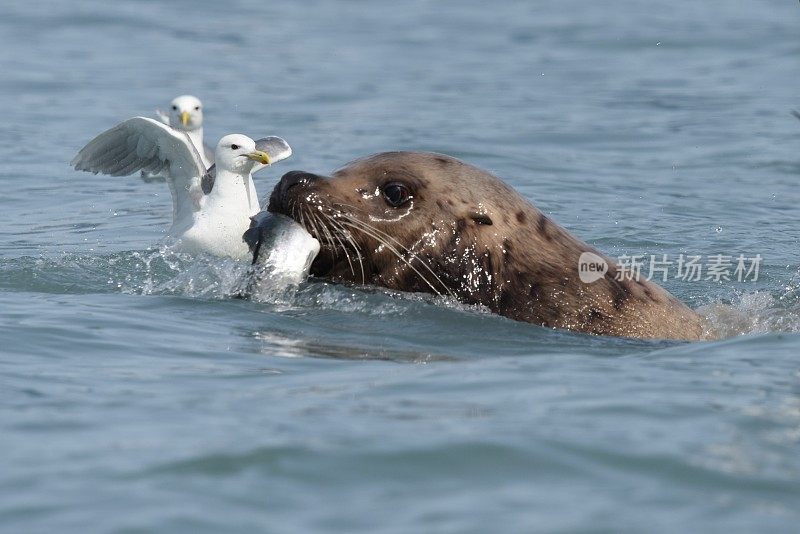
[
  {"left": 339, "top": 217, "right": 448, "bottom": 297},
  {"left": 315, "top": 210, "right": 356, "bottom": 277},
  {"left": 339, "top": 214, "right": 454, "bottom": 297},
  {"left": 324, "top": 214, "right": 365, "bottom": 283}
]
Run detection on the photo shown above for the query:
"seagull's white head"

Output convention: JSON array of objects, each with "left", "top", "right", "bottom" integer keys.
[
  {"left": 168, "top": 95, "right": 203, "bottom": 131},
  {"left": 215, "top": 134, "right": 271, "bottom": 174}
]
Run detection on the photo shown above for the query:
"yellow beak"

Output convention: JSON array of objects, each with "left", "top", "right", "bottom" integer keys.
[
  {"left": 245, "top": 150, "right": 271, "bottom": 165},
  {"left": 180, "top": 111, "right": 190, "bottom": 126}
]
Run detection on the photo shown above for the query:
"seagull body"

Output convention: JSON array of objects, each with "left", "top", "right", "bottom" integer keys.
[
  {"left": 71, "top": 117, "right": 292, "bottom": 260},
  {"left": 177, "top": 142, "right": 262, "bottom": 258}
]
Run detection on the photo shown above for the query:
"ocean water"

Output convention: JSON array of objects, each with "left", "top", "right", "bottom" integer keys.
[{"left": 2, "top": 0, "right": 800, "bottom": 532}]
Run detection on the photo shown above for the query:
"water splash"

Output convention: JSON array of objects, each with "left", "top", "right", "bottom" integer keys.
[
  {"left": 0, "top": 247, "right": 250, "bottom": 300},
  {"left": 699, "top": 287, "right": 800, "bottom": 338},
  {"left": 5, "top": 246, "right": 800, "bottom": 339}
]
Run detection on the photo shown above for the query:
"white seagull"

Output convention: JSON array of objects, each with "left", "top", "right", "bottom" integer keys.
[
  {"left": 156, "top": 94, "right": 215, "bottom": 167},
  {"left": 71, "top": 117, "right": 292, "bottom": 260}
]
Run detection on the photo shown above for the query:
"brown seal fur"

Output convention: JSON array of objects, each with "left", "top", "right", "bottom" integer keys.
[{"left": 267, "top": 151, "right": 707, "bottom": 341}]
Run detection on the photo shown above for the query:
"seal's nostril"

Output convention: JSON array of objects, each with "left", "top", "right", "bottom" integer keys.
[
  {"left": 268, "top": 171, "right": 322, "bottom": 215},
  {"left": 279, "top": 171, "right": 319, "bottom": 195}
]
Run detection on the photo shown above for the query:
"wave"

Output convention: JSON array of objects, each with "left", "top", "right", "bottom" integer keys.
[
  {"left": 699, "top": 270, "right": 800, "bottom": 337},
  {"left": 3, "top": 248, "right": 800, "bottom": 340}
]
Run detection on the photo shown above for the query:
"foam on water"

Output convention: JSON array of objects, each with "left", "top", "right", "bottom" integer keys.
[
  {"left": 701, "top": 291, "right": 800, "bottom": 338},
  {"left": 4, "top": 246, "right": 800, "bottom": 340}
]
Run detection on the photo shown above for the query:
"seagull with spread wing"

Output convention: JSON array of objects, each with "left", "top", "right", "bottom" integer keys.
[{"left": 71, "top": 117, "right": 292, "bottom": 260}]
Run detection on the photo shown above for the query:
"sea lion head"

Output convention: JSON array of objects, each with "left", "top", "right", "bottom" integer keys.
[
  {"left": 264, "top": 150, "right": 707, "bottom": 340},
  {"left": 268, "top": 151, "right": 535, "bottom": 300}
]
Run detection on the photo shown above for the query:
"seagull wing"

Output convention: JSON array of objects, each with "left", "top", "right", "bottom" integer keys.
[
  {"left": 155, "top": 109, "right": 170, "bottom": 125},
  {"left": 254, "top": 136, "right": 292, "bottom": 165},
  {"left": 203, "top": 142, "right": 215, "bottom": 165},
  {"left": 71, "top": 117, "right": 208, "bottom": 230}
]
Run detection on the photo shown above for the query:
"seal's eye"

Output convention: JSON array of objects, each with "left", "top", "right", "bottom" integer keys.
[
  {"left": 230, "top": 144, "right": 240, "bottom": 150},
  {"left": 382, "top": 182, "right": 411, "bottom": 207}
]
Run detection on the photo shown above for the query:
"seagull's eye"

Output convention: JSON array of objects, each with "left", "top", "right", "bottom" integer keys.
[
  {"left": 172, "top": 105, "right": 178, "bottom": 111},
  {"left": 194, "top": 106, "right": 200, "bottom": 111},
  {"left": 230, "top": 144, "right": 240, "bottom": 150},
  {"left": 382, "top": 182, "right": 412, "bottom": 207}
]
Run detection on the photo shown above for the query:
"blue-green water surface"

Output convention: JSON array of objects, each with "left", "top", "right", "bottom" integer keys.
[{"left": 2, "top": 1, "right": 800, "bottom": 532}]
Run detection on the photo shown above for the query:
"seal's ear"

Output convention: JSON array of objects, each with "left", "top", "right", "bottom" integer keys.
[{"left": 468, "top": 212, "right": 493, "bottom": 225}]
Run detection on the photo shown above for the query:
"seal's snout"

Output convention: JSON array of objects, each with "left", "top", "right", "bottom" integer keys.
[
  {"left": 280, "top": 170, "right": 319, "bottom": 189},
  {"left": 268, "top": 170, "right": 321, "bottom": 215}
]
